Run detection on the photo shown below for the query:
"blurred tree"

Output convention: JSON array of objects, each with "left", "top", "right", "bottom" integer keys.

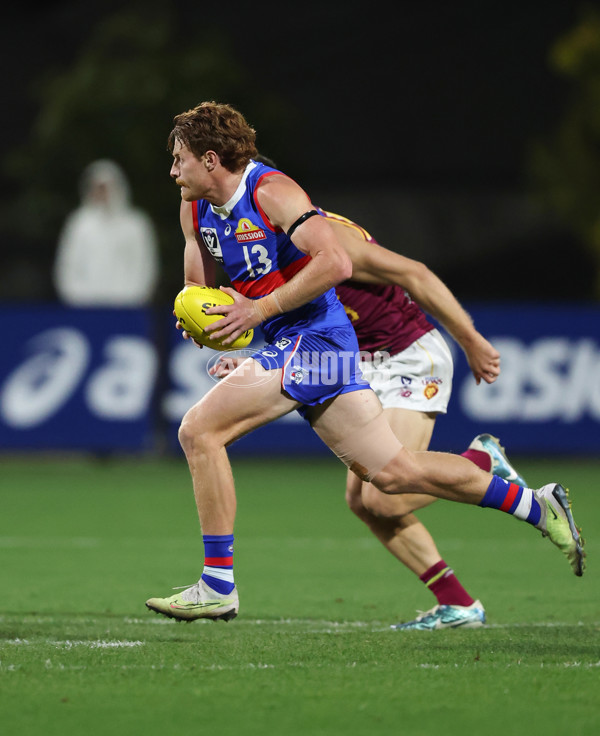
[
  {"left": 528, "top": 3, "right": 600, "bottom": 299},
  {"left": 0, "top": 2, "right": 291, "bottom": 302}
]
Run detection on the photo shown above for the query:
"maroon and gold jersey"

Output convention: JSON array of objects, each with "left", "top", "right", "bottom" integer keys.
[{"left": 317, "top": 209, "right": 434, "bottom": 357}]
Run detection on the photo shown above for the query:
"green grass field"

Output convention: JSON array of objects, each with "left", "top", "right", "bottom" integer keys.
[{"left": 1, "top": 454, "right": 599, "bottom": 735}]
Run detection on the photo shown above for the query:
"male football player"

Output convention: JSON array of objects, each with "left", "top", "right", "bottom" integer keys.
[{"left": 146, "top": 102, "right": 584, "bottom": 625}]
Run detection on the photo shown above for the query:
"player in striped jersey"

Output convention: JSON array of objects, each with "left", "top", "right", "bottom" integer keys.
[
  {"left": 208, "top": 195, "right": 527, "bottom": 629},
  {"left": 145, "top": 102, "right": 584, "bottom": 624}
]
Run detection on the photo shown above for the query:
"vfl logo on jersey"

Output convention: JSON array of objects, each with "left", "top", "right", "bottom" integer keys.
[
  {"left": 200, "top": 227, "right": 224, "bottom": 262},
  {"left": 235, "top": 218, "right": 266, "bottom": 243}
]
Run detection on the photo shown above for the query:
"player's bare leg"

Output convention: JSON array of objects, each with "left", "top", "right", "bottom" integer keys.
[
  {"left": 311, "top": 389, "right": 585, "bottom": 577},
  {"left": 146, "top": 358, "right": 300, "bottom": 621},
  {"left": 178, "top": 359, "right": 300, "bottom": 533},
  {"left": 310, "top": 389, "right": 490, "bottom": 503},
  {"left": 345, "top": 407, "right": 440, "bottom": 576},
  {"left": 344, "top": 405, "right": 484, "bottom": 628}
]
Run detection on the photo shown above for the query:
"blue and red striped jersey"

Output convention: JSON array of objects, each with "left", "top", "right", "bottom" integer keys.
[{"left": 192, "top": 160, "right": 348, "bottom": 342}]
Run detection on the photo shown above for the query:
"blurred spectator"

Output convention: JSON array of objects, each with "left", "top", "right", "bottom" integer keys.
[{"left": 53, "top": 160, "right": 159, "bottom": 306}]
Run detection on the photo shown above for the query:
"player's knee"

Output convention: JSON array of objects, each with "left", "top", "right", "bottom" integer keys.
[
  {"left": 177, "top": 417, "right": 196, "bottom": 456},
  {"left": 345, "top": 485, "right": 367, "bottom": 518},
  {"left": 370, "top": 450, "right": 424, "bottom": 495},
  {"left": 361, "top": 484, "right": 402, "bottom": 516},
  {"left": 362, "top": 483, "right": 429, "bottom": 519},
  {"left": 372, "top": 471, "right": 418, "bottom": 496},
  {"left": 178, "top": 409, "right": 218, "bottom": 457}
]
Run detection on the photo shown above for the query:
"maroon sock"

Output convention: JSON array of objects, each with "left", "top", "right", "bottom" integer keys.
[
  {"left": 420, "top": 560, "right": 475, "bottom": 607},
  {"left": 461, "top": 448, "right": 492, "bottom": 472}
]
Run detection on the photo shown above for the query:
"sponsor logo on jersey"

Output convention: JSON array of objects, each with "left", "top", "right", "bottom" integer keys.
[{"left": 235, "top": 218, "right": 266, "bottom": 243}]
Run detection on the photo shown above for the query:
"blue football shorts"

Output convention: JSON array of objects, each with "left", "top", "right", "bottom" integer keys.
[{"left": 250, "top": 323, "right": 369, "bottom": 419}]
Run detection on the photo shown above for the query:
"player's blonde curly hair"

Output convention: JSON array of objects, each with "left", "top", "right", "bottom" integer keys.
[{"left": 168, "top": 101, "right": 258, "bottom": 172}]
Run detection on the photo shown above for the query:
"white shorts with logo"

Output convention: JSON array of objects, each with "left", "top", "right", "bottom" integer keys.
[{"left": 359, "top": 328, "right": 453, "bottom": 414}]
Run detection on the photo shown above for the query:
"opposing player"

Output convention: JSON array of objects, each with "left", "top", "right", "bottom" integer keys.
[
  {"left": 146, "top": 102, "right": 585, "bottom": 624},
  {"left": 315, "top": 210, "right": 528, "bottom": 630}
]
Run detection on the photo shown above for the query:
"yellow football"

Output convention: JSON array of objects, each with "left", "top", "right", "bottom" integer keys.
[{"left": 174, "top": 286, "right": 254, "bottom": 351}]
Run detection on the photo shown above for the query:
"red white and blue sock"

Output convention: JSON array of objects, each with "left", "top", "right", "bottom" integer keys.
[
  {"left": 201, "top": 534, "right": 235, "bottom": 594},
  {"left": 479, "top": 476, "right": 541, "bottom": 525}
]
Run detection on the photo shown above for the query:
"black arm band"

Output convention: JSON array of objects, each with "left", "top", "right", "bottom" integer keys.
[{"left": 287, "top": 209, "right": 319, "bottom": 238}]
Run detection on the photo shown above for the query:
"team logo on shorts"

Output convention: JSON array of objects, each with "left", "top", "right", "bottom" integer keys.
[
  {"left": 290, "top": 368, "right": 306, "bottom": 384},
  {"left": 423, "top": 382, "right": 439, "bottom": 400}
]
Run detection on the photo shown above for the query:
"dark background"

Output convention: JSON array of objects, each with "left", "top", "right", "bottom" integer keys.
[{"left": 0, "top": 0, "right": 597, "bottom": 303}]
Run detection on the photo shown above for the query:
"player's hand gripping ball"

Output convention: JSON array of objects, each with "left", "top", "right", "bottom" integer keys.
[{"left": 174, "top": 286, "right": 254, "bottom": 351}]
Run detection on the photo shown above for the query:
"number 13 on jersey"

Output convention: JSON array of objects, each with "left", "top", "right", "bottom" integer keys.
[{"left": 242, "top": 244, "right": 272, "bottom": 278}]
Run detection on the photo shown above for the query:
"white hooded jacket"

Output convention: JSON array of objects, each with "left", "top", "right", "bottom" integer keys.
[{"left": 53, "top": 160, "right": 159, "bottom": 306}]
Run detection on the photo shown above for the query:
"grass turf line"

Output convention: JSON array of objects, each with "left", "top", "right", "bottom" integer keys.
[{"left": 1, "top": 455, "right": 599, "bottom": 735}]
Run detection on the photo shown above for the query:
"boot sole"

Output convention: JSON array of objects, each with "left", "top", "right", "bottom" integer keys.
[
  {"left": 145, "top": 601, "right": 238, "bottom": 623},
  {"left": 552, "top": 484, "right": 586, "bottom": 577}
]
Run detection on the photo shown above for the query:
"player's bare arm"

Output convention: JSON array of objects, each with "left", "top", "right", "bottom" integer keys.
[
  {"left": 332, "top": 223, "right": 500, "bottom": 384},
  {"left": 257, "top": 175, "right": 352, "bottom": 301},
  {"left": 206, "top": 175, "right": 352, "bottom": 344}
]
